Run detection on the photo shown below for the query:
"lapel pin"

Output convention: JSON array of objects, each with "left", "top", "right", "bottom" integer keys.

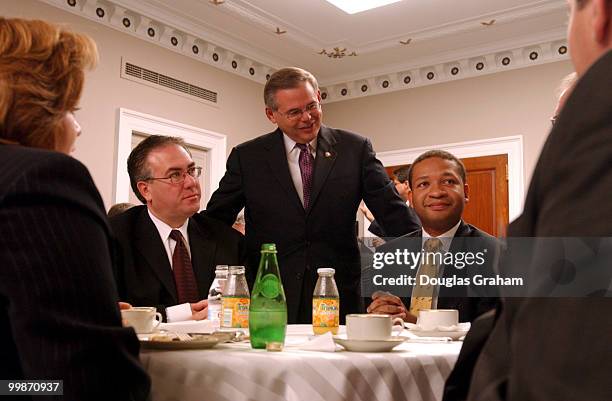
[{"left": 325, "top": 151, "right": 332, "bottom": 158}]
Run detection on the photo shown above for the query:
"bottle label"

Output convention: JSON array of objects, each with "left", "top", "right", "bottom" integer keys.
[
  {"left": 312, "top": 297, "right": 339, "bottom": 328},
  {"left": 222, "top": 297, "right": 250, "bottom": 328}
]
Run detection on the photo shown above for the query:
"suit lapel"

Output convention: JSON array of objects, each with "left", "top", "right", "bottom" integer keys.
[
  {"left": 309, "top": 126, "right": 337, "bottom": 213},
  {"left": 134, "top": 211, "right": 178, "bottom": 303},
  {"left": 264, "top": 129, "right": 304, "bottom": 213},
  {"left": 188, "top": 217, "right": 217, "bottom": 299}
]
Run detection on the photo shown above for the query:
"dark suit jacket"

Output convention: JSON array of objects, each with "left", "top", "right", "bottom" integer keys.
[
  {"left": 368, "top": 207, "right": 420, "bottom": 238},
  {"left": 110, "top": 205, "right": 244, "bottom": 318},
  {"left": 465, "top": 51, "right": 612, "bottom": 401},
  {"left": 0, "top": 145, "right": 150, "bottom": 401},
  {"left": 371, "top": 220, "right": 499, "bottom": 323},
  {"left": 205, "top": 126, "right": 416, "bottom": 323}
]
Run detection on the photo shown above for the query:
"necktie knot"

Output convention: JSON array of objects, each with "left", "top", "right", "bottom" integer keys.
[
  {"left": 424, "top": 237, "right": 443, "bottom": 253},
  {"left": 295, "top": 143, "right": 309, "bottom": 152},
  {"left": 170, "top": 229, "right": 183, "bottom": 243}
]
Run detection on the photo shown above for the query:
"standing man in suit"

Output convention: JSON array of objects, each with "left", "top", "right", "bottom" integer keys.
[
  {"left": 367, "top": 150, "right": 498, "bottom": 323},
  {"left": 465, "top": 1, "right": 612, "bottom": 400},
  {"left": 111, "top": 135, "right": 244, "bottom": 322},
  {"left": 205, "top": 67, "right": 417, "bottom": 323}
]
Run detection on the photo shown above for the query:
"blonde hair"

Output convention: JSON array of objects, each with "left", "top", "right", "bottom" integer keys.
[{"left": 0, "top": 18, "right": 97, "bottom": 150}]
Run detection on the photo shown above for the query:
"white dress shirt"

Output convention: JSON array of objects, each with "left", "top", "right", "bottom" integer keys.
[
  {"left": 147, "top": 208, "right": 191, "bottom": 268},
  {"left": 282, "top": 133, "right": 317, "bottom": 207}
]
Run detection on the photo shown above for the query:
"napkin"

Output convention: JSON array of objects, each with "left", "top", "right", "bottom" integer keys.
[
  {"left": 288, "top": 331, "right": 338, "bottom": 352},
  {"left": 159, "top": 319, "right": 214, "bottom": 334}
]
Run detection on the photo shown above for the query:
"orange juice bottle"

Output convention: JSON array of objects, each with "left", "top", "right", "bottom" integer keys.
[{"left": 312, "top": 268, "right": 339, "bottom": 335}]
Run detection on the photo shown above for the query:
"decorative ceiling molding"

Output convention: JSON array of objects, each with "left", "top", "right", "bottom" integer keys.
[
  {"left": 40, "top": 0, "right": 570, "bottom": 104},
  {"left": 213, "top": 0, "right": 566, "bottom": 54},
  {"left": 319, "top": 38, "right": 569, "bottom": 103},
  {"left": 40, "top": 0, "right": 278, "bottom": 84}
]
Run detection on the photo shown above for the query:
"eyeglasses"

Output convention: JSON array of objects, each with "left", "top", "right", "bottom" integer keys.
[
  {"left": 277, "top": 101, "right": 321, "bottom": 121},
  {"left": 145, "top": 166, "right": 202, "bottom": 184}
]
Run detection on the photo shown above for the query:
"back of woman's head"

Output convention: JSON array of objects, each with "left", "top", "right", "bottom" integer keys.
[{"left": 0, "top": 18, "right": 97, "bottom": 150}]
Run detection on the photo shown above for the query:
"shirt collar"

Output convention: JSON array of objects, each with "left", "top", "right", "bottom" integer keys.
[
  {"left": 147, "top": 208, "right": 189, "bottom": 242},
  {"left": 422, "top": 220, "right": 462, "bottom": 252},
  {"left": 282, "top": 132, "right": 318, "bottom": 155}
]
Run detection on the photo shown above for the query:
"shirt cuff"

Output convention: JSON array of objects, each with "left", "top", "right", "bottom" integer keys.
[{"left": 165, "top": 303, "right": 192, "bottom": 322}]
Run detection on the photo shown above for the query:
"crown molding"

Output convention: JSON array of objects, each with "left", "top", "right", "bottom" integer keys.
[
  {"left": 39, "top": 0, "right": 570, "bottom": 104},
  {"left": 40, "top": 0, "right": 279, "bottom": 84},
  {"left": 319, "top": 35, "right": 569, "bottom": 103}
]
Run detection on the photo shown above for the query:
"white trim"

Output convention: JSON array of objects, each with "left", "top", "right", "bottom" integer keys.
[
  {"left": 114, "top": 108, "right": 226, "bottom": 206},
  {"left": 370, "top": 135, "right": 524, "bottom": 235}
]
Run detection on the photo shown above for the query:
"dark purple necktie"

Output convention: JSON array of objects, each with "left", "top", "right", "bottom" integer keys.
[
  {"left": 169, "top": 230, "right": 199, "bottom": 304},
  {"left": 296, "top": 143, "right": 314, "bottom": 210}
]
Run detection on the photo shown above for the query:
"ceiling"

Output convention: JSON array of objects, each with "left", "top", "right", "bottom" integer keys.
[{"left": 43, "top": 0, "right": 570, "bottom": 102}]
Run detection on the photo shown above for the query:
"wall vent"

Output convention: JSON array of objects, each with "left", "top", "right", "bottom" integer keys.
[{"left": 122, "top": 60, "right": 218, "bottom": 104}]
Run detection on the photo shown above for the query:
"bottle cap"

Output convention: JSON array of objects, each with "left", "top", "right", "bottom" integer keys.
[
  {"left": 317, "top": 267, "right": 335, "bottom": 275},
  {"left": 215, "top": 265, "right": 229, "bottom": 271},
  {"left": 229, "top": 265, "right": 245, "bottom": 274},
  {"left": 261, "top": 243, "right": 277, "bottom": 252}
]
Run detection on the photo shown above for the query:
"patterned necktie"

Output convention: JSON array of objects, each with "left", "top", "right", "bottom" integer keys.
[
  {"left": 169, "top": 230, "right": 199, "bottom": 304},
  {"left": 296, "top": 143, "right": 314, "bottom": 210},
  {"left": 410, "top": 237, "right": 444, "bottom": 317}
]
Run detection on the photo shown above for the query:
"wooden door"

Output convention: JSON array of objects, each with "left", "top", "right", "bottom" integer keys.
[
  {"left": 385, "top": 154, "right": 508, "bottom": 237},
  {"left": 461, "top": 154, "right": 508, "bottom": 237}
]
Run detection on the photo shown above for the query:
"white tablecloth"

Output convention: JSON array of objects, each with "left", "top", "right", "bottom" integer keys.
[{"left": 140, "top": 324, "right": 462, "bottom": 401}]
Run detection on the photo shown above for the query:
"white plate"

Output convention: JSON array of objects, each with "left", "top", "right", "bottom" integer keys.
[
  {"left": 139, "top": 334, "right": 220, "bottom": 350},
  {"left": 333, "top": 336, "right": 407, "bottom": 352},
  {"left": 407, "top": 329, "right": 468, "bottom": 340}
]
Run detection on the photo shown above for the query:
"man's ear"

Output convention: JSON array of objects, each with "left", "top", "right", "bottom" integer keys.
[
  {"left": 265, "top": 107, "right": 277, "bottom": 124},
  {"left": 463, "top": 183, "right": 469, "bottom": 203},
  {"left": 408, "top": 189, "right": 413, "bottom": 205},
  {"left": 137, "top": 181, "right": 152, "bottom": 203},
  {"left": 593, "top": 0, "right": 612, "bottom": 44}
]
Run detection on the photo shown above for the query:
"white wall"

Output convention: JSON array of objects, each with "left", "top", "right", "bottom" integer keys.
[
  {"left": 3, "top": 0, "right": 274, "bottom": 208},
  {"left": 323, "top": 60, "right": 574, "bottom": 189},
  {"left": 5, "top": 1, "right": 574, "bottom": 208}
]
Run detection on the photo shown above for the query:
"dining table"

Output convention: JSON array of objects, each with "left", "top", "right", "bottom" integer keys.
[{"left": 139, "top": 324, "right": 462, "bottom": 401}]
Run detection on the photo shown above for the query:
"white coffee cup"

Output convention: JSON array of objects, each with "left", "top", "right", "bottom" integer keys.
[
  {"left": 121, "top": 307, "right": 162, "bottom": 334},
  {"left": 346, "top": 314, "right": 404, "bottom": 340},
  {"left": 416, "top": 309, "right": 458, "bottom": 330}
]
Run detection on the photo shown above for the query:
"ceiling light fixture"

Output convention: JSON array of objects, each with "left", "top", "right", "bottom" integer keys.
[{"left": 325, "top": 0, "right": 402, "bottom": 15}]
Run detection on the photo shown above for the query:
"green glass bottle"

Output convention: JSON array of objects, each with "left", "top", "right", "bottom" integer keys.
[{"left": 249, "top": 243, "right": 287, "bottom": 350}]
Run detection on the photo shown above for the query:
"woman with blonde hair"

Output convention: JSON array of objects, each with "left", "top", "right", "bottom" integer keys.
[{"left": 0, "top": 18, "right": 149, "bottom": 400}]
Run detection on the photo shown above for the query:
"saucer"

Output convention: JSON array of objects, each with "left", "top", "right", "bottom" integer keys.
[
  {"left": 333, "top": 336, "right": 407, "bottom": 352},
  {"left": 406, "top": 329, "right": 468, "bottom": 341}
]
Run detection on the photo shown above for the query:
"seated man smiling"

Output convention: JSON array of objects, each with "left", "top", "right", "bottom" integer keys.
[{"left": 367, "top": 150, "right": 498, "bottom": 323}]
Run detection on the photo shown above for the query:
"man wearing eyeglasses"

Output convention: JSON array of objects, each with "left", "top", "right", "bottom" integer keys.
[
  {"left": 205, "top": 67, "right": 419, "bottom": 324},
  {"left": 110, "top": 135, "right": 244, "bottom": 322}
]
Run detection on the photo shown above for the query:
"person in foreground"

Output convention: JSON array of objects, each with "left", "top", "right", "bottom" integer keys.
[
  {"left": 205, "top": 67, "right": 418, "bottom": 323},
  {"left": 110, "top": 135, "right": 244, "bottom": 322},
  {"left": 367, "top": 150, "right": 497, "bottom": 323},
  {"left": 0, "top": 18, "right": 150, "bottom": 400},
  {"left": 462, "top": 1, "right": 612, "bottom": 400}
]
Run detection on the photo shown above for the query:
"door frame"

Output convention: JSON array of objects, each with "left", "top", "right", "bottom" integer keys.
[
  {"left": 114, "top": 108, "right": 226, "bottom": 206},
  {"left": 369, "top": 135, "right": 524, "bottom": 235}
]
